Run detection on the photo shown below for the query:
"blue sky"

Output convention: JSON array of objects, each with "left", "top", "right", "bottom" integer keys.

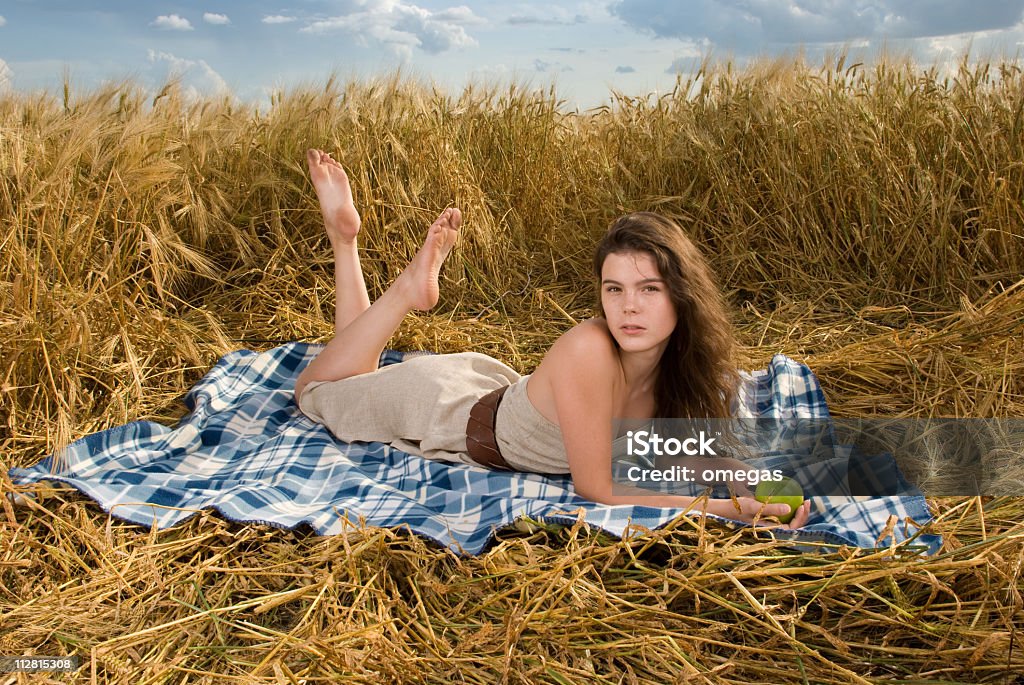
[{"left": 1, "top": 1, "right": 1023, "bottom": 108}]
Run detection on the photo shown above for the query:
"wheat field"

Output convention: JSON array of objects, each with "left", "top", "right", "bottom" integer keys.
[{"left": 2, "top": 57, "right": 1023, "bottom": 682}]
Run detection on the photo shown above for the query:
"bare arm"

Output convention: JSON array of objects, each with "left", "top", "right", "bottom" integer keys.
[{"left": 546, "top": 325, "right": 809, "bottom": 528}]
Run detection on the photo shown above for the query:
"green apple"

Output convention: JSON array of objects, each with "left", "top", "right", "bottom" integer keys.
[{"left": 755, "top": 477, "right": 804, "bottom": 524}]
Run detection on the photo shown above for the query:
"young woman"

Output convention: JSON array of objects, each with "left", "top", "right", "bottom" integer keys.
[{"left": 294, "top": 149, "right": 810, "bottom": 529}]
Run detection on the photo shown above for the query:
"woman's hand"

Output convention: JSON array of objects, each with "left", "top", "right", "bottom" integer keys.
[{"left": 708, "top": 496, "right": 812, "bottom": 529}]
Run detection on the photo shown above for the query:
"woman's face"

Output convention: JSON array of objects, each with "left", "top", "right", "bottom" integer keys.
[{"left": 600, "top": 251, "right": 678, "bottom": 357}]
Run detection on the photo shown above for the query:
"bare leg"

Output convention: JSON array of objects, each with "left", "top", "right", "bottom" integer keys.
[
  {"left": 294, "top": 206, "right": 462, "bottom": 401},
  {"left": 306, "top": 149, "right": 370, "bottom": 332}
]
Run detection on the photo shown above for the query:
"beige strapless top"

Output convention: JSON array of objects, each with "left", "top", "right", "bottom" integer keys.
[{"left": 494, "top": 375, "right": 570, "bottom": 474}]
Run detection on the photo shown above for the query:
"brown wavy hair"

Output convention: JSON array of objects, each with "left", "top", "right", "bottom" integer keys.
[{"left": 592, "top": 212, "right": 739, "bottom": 419}]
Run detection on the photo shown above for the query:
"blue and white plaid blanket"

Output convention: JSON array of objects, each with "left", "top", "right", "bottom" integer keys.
[{"left": 9, "top": 343, "right": 941, "bottom": 555}]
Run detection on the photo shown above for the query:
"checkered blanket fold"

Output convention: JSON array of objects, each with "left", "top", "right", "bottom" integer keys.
[{"left": 9, "top": 343, "right": 941, "bottom": 555}]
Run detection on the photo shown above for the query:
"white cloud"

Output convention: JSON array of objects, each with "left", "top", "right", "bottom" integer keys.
[
  {"left": 0, "top": 15, "right": 7, "bottom": 27},
  {"left": 533, "top": 58, "right": 573, "bottom": 72},
  {"left": 148, "top": 49, "right": 198, "bottom": 74},
  {"left": 433, "top": 5, "right": 487, "bottom": 25},
  {"left": 578, "top": 0, "right": 613, "bottom": 22},
  {"left": 507, "top": 9, "right": 585, "bottom": 26},
  {"left": 504, "top": 2, "right": 610, "bottom": 26},
  {"left": 301, "top": 0, "right": 481, "bottom": 55},
  {"left": 665, "top": 41, "right": 710, "bottom": 73},
  {"left": 151, "top": 14, "right": 194, "bottom": 31},
  {"left": 611, "top": 0, "right": 1024, "bottom": 48},
  {"left": 262, "top": 15, "right": 297, "bottom": 24},
  {"left": 0, "top": 59, "right": 11, "bottom": 91},
  {"left": 915, "top": 26, "right": 1024, "bottom": 76},
  {"left": 147, "top": 49, "right": 231, "bottom": 98},
  {"left": 501, "top": 1, "right": 610, "bottom": 25},
  {"left": 203, "top": 13, "right": 231, "bottom": 25}
]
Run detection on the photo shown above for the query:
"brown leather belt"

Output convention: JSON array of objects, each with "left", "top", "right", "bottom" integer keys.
[{"left": 465, "top": 385, "right": 512, "bottom": 470}]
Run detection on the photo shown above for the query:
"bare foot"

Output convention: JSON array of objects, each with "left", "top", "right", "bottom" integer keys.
[
  {"left": 397, "top": 208, "right": 462, "bottom": 310},
  {"left": 307, "top": 148, "right": 360, "bottom": 245}
]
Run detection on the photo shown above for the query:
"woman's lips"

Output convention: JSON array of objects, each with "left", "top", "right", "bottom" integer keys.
[{"left": 621, "top": 325, "right": 646, "bottom": 335}]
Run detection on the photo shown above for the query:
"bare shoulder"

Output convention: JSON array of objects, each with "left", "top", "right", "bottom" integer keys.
[
  {"left": 535, "top": 319, "right": 619, "bottom": 381},
  {"left": 528, "top": 319, "right": 621, "bottom": 425},
  {"left": 543, "top": 318, "right": 618, "bottom": 372}
]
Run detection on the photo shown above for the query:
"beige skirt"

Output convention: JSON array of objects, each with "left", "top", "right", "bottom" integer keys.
[{"left": 296, "top": 352, "right": 570, "bottom": 474}]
